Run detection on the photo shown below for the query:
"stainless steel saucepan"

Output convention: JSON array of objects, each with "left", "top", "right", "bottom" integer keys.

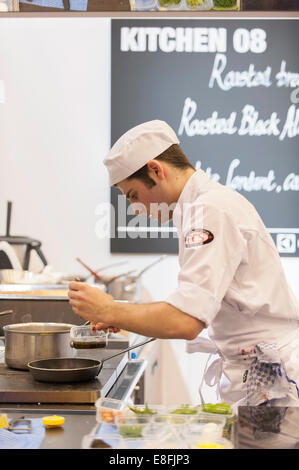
[
  {"left": 27, "top": 337, "right": 156, "bottom": 383},
  {"left": 3, "top": 322, "right": 75, "bottom": 370}
]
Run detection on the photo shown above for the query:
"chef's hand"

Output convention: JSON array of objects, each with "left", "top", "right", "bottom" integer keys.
[
  {"left": 90, "top": 321, "right": 121, "bottom": 334},
  {"left": 68, "top": 281, "right": 116, "bottom": 325}
]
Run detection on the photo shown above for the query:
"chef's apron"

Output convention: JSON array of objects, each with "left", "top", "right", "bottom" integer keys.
[{"left": 187, "top": 327, "right": 299, "bottom": 411}]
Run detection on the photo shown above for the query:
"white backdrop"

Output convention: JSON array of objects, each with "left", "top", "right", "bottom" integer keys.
[{"left": 0, "top": 17, "right": 298, "bottom": 404}]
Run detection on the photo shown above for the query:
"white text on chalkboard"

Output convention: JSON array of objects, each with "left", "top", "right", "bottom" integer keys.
[
  {"left": 209, "top": 54, "right": 272, "bottom": 90},
  {"left": 209, "top": 56, "right": 299, "bottom": 90},
  {"left": 196, "top": 159, "right": 299, "bottom": 193},
  {"left": 120, "top": 27, "right": 268, "bottom": 54},
  {"left": 121, "top": 27, "right": 227, "bottom": 53},
  {"left": 178, "top": 98, "right": 299, "bottom": 140}
]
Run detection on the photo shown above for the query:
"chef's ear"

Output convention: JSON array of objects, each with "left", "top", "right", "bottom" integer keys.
[{"left": 147, "top": 160, "right": 165, "bottom": 180}]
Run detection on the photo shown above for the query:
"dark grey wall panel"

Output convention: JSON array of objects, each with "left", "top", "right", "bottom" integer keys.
[{"left": 111, "top": 19, "right": 299, "bottom": 256}]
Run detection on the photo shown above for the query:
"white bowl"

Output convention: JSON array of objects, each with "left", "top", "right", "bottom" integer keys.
[{"left": 0, "top": 269, "right": 34, "bottom": 284}]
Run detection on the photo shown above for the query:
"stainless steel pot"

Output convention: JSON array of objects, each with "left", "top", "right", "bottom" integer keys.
[{"left": 3, "top": 322, "right": 74, "bottom": 370}]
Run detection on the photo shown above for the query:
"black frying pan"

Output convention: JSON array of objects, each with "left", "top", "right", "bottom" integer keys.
[{"left": 27, "top": 337, "right": 156, "bottom": 383}]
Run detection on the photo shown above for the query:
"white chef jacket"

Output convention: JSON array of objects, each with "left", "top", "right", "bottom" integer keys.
[{"left": 166, "top": 169, "right": 299, "bottom": 405}]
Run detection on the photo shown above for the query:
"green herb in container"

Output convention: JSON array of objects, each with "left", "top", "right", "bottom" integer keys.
[
  {"left": 170, "top": 404, "right": 199, "bottom": 415},
  {"left": 213, "top": 0, "right": 237, "bottom": 9},
  {"left": 119, "top": 424, "right": 144, "bottom": 438},
  {"left": 128, "top": 403, "right": 157, "bottom": 415},
  {"left": 187, "top": 0, "right": 206, "bottom": 8},
  {"left": 159, "top": 0, "right": 181, "bottom": 6},
  {"left": 201, "top": 403, "right": 232, "bottom": 415}
]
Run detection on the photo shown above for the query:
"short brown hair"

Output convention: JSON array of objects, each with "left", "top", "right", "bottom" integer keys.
[{"left": 126, "top": 144, "right": 194, "bottom": 188}]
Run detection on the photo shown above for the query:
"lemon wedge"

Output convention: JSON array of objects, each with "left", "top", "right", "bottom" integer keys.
[
  {"left": 42, "top": 415, "right": 65, "bottom": 428},
  {"left": 0, "top": 414, "right": 9, "bottom": 429}
]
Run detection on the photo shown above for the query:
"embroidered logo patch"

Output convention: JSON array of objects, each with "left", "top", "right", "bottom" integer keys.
[{"left": 185, "top": 229, "right": 214, "bottom": 248}]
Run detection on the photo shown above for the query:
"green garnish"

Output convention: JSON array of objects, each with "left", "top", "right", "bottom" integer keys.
[
  {"left": 159, "top": 0, "right": 181, "bottom": 5},
  {"left": 128, "top": 403, "right": 157, "bottom": 415},
  {"left": 119, "top": 424, "right": 144, "bottom": 438},
  {"left": 187, "top": 0, "right": 206, "bottom": 8},
  {"left": 201, "top": 402, "right": 232, "bottom": 415},
  {"left": 170, "top": 404, "right": 199, "bottom": 415},
  {"left": 213, "top": 0, "right": 237, "bottom": 8}
]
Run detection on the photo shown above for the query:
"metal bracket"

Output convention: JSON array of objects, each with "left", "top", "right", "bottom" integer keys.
[{"left": 8, "top": 416, "right": 32, "bottom": 433}]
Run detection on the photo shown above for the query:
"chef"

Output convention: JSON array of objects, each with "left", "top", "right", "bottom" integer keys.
[{"left": 68, "top": 120, "right": 299, "bottom": 408}]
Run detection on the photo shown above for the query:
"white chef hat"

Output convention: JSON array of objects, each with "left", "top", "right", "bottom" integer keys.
[{"left": 103, "top": 120, "right": 180, "bottom": 186}]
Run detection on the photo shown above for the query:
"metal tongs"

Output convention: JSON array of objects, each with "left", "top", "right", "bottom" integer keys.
[{"left": 8, "top": 416, "right": 32, "bottom": 433}]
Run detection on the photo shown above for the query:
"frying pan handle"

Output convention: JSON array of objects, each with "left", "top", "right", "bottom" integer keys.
[{"left": 100, "top": 337, "right": 156, "bottom": 365}]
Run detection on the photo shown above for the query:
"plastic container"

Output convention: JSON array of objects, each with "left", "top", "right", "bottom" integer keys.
[
  {"left": 186, "top": 436, "right": 234, "bottom": 449},
  {"left": 187, "top": 420, "right": 234, "bottom": 449},
  {"left": 155, "top": 432, "right": 187, "bottom": 449},
  {"left": 133, "top": 0, "right": 159, "bottom": 9},
  {"left": 213, "top": 0, "right": 239, "bottom": 10},
  {"left": 185, "top": 422, "right": 233, "bottom": 449},
  {"left": 198, "top": 403, "right": 235, "bottom": 441},
  {"left": 70, "top": 325, "right": 108, "bottom": 350},
  {"left": 187, "top": 412, "right": 226, "bottom": 431},
  {"left": 131, "top": 0, "right": 240, "bottom": 10},
  {"left": 122, "top": 433, "right": 186, "bottom": 449},
  {"left": 158, "top": 0, "right": 182, "bottom": 9},
  {"left": 142, "top": 420, "right": 173, "bottom": 439},
  {"left": 167, "top": 403, "right": 201, "bottom": 417},
  {"left": 185, "top": 0, "right": 213, "bottom": 10},
  {"left": 95, "top": 397, "right": 127, "bottom": 424},
  {"left": 151, "top": 414, "right": 188, "bottom": 437},
  {"left": 186, "top": 419, "right": 225, "bottom": 440},
  {"left": 115, "top": 414, "right": 170, "bottom": 439},
  {"left": 115, "top": 415, "right": 153, "bottom": 438},
  {"left": 152, "top": 414, "right": 188, "bottom": 425}
]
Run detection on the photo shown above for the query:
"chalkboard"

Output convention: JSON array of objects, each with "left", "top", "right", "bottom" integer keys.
[{"left": 110, "top": 19, "right": 299, "bottom": 256}]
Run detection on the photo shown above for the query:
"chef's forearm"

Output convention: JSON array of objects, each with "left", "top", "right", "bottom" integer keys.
[
  {"left": 107, "top": 301, "right": 204, "bottom": 340},
  {"left": 68, "top": 282, "right": 204, "bottom": 339}
]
